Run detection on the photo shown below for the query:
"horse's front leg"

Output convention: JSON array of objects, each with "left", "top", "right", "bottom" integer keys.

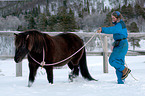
[
  {"left": 28, "top": 63, "right": 39, "bottom": 87},
  {"left": 45, "top": 66, "right": 53, "bottom": 84}
]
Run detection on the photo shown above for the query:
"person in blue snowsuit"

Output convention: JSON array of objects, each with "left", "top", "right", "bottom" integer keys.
[{"left": 97, "top": 11, "right": 131, "bottom": 84}]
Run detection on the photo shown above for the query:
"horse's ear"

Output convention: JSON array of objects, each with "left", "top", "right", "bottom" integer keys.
[
  {"left": 27, "top": 34, "right": 33, "bottom": 51},
  {"left": 26, "top": 35, "right": 29, "bottom": 40}
]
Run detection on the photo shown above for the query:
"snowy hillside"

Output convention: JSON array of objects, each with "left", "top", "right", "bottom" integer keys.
[
  {"left": 0, "top": 56, "right": 145, "bottom": 96},
  {"left": 0, "top": 0, "right": 144, "bottom": 31},
  {"left": 0, "top": 0, "right": 139, "bottom": 16}
]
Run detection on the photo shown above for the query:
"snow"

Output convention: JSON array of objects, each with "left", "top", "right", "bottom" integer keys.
[
  {"left": 104, "top": 0, "right": 111, "bottom": 9},
  {"left": 0, "top": 56, "right": 145, "bottom": 96}
]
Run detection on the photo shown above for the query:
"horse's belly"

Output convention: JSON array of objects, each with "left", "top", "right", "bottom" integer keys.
[{"left": 53, "top": 60, "right": 70, "bottom": 67}]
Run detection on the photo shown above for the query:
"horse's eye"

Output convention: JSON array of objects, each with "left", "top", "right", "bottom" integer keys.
[{"left": 22, "top": 45, "right": 26, "bottom": 48}]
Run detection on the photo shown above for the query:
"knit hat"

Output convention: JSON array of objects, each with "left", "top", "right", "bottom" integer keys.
[
  {"left": 112, "top": 11, "right": 121, "bottom": 19},
  {"left": 115, "top": 11, "right": 121, "bottom": 16}
]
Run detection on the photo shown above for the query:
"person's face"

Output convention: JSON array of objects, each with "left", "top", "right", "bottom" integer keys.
[{"left": 111, "top": 15, "right": 118, "bottom": 22}]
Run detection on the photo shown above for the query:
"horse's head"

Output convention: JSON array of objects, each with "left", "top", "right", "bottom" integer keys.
[
  {"left": 14, "top": 32, "right": 30, "bottom": 63},
  {"left": 14, "top": 30, "right": 44, "bottom": 63}
]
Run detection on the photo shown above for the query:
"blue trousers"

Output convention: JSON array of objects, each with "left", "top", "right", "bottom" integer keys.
[{"left": 109, "top": 39, "right": 128, "bottom": 84}]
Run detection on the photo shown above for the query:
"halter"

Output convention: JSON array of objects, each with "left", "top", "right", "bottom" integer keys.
[{"left": 28, "top": 48, "right": 46, "bottom": 67}]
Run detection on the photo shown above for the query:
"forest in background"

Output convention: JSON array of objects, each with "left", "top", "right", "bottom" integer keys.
[{"left": 0, "top": 0, "right": 144, "bottom": 32}]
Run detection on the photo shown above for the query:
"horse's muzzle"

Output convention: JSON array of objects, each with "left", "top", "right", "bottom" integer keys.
[
  {"left": 14, "top": 48, "right": 29, "bottom": 63},
  {"left": 14, "top": 56, "right": 20, "bottom": 63}
]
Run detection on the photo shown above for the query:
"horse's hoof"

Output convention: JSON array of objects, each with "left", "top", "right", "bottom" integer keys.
[
  {"left": 69, "top": 74, "right": 73, "bottom": 82},
  {"left": 69, "top": 73, "right": 78, "bottom": 82},
  {"left": 28, "top": 81, "right": 33, "bottom": 87},
  {"left": 69, "top": 72, "right": 74, "bottom": 82},
  {"left": 49, "top": 81, "right": 53, "bottom": 84}
]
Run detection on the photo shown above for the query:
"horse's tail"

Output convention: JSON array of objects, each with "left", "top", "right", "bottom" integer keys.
[{"left": 79, "top": 48, "right": 97, "bottom": 81}]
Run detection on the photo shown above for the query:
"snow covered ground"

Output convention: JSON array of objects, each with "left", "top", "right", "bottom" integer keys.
[{"left": 0, "top": 56, "right": 145, "bottom": 96}]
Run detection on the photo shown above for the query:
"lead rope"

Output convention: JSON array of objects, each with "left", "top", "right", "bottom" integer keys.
[
  {"left": 29, "top": 31, "right": 98, "bottom": 67},
  {"left": 125, "top": 62, "right": 138, "bottom": 81},
  {"left": 41, "top": 47, "right": 45, "bottom": 69},
  {"left": 98, "top": 31, "right": 138, "bottom": 81}
]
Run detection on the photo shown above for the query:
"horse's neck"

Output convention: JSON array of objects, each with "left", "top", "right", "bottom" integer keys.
[
  {"left": 43, "top": 34, "right": 55, "bottom": 56},
  {"left": 44, "top": 34, "right": 55, "bottom": 48}
]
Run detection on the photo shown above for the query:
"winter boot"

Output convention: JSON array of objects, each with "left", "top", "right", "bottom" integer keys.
[
  {"left": 116, "top": 69, "right": 125, "bottom": 84},
  {"left": 122, "top": 67, "right": 131, "bottom": 80}
]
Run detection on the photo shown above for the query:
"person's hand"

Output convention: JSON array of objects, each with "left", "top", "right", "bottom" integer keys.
[{"left": 97, "top": 27, "right": 102, "bottom": 33}]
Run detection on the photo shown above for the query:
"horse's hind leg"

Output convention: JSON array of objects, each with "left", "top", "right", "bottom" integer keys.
[
  {"left": 28, "top": 63, "right": 39, "bottom": 87},
  {"left": 68, "top": 61, "right": 79, "bottom": 82}
]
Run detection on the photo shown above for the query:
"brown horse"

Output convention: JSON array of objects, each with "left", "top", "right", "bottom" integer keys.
[{"left": 14, "top": 30, "right": 96, "bottom": 87}]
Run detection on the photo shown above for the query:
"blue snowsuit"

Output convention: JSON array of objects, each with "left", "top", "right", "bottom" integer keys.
[{"left": 101, "top": 20, "right": 128, "bottom": 84}]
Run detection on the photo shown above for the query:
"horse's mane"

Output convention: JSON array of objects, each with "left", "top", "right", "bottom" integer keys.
[{"left": 17, "top": 29, "right": 53, "bottom": 53}]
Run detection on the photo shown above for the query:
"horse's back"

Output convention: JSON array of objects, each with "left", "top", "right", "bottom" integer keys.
[
  {"left": 54, "top": 33, "right": 83, "bottom": 48},
  {"left": 55, "top": 33, "right": 83, "bottom": 43}
]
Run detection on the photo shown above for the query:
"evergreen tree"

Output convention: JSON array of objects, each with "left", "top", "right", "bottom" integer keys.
[
  {"left": 46, "top": 0, "right": 50, "bottom": 16},
  {"left": 52, "top": 6, "right": 77, "bottom": 32},
  {"left": 87, "top": 0, "right": 90, "bottom": 14},
  {"left": 67, "top": 8, "right": 77, "bottom": 31},
  {"left": 56, "top": 6, "right": 67, "bottom": 32},
  {"left": 27, "top": 15, "right": 36, "bottom": 29},
  {"left": 127, "top": 4, "right": 134, "bottom": 18},
  {"left": 32, "top": 7, "right": 39, "bottom": 17},
  {"left": 128, "top": 22, "right": 140, "bottom": 50},
  {"left": 46, "top": 7, "right": 51, "bottom": 16},
  {"left": 78, "top": 10, "right": 83, "bottom": 18},
  {"left": 124, "top": 0, "right": 127, "bottom": 5},
  {"left": 121, "top": 4, "right": 134, "bottom": 19},
  {"left": 134, "top": 4, "right": 144, "bottom": 18},
  {"left": 63, "top": 0, "right": 67, "bottom": 8},
  {"left": 81, "top": 8, "right": 90, "bottom": 18},
  {"left": 37, "top": 13, "right": 48, "bottom": 31},
  {"left": 118, "top": 4, "right": 121, "bottom": 11},
  {"left": 128, "top": 22, "right": 139, "bottom": 32},
  {"left": 103, "top": 6, "right": 108, "bottom": 12},
  {"left": 78, "top": 3, "right": 83, "bottom": 18},
  {"left": 121, "top": 5, "right": 127, "bottom": 17},
  {"left": 47, "top": 15, "right": 58, "bottom": 31}
]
